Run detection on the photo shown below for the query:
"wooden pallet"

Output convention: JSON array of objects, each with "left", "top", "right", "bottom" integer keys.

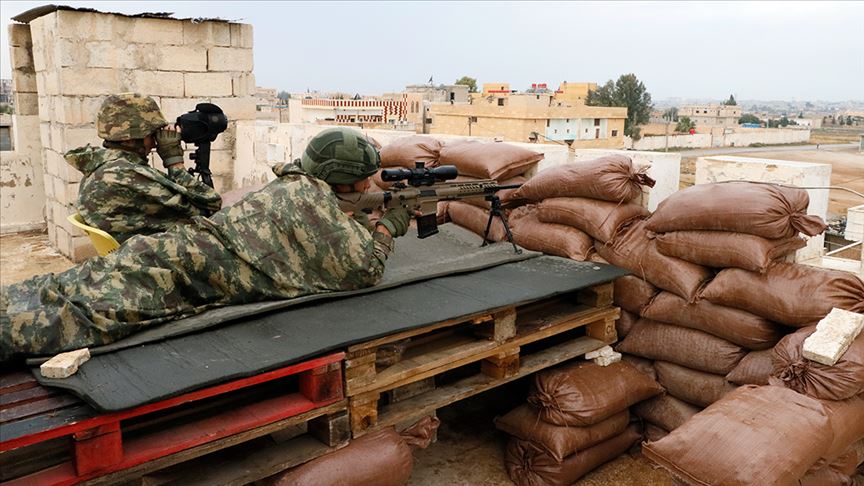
[
  {"left": 346, "top": 283, "right": 619, "bottom": 437},
  {"left": 0, "top": 353, "right": 347, "bottom": 486}
]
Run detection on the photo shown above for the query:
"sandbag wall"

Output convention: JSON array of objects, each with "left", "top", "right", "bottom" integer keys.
[{"left": 495, "top": 361, "right": 664, "bottom": 485}]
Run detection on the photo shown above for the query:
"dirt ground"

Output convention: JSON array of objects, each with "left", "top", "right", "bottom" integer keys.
[
  {"left": 409, "top": 380, "right": 672, "bottom": 486},
  {"left": 0, "top": 230, "right": 73, "bottom": 286}
]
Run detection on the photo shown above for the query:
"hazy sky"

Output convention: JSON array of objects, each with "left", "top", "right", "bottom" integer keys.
[{"left": 2, "top": 1, "right": 862, "bottom": 101}]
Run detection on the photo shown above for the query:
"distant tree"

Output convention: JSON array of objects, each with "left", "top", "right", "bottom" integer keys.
[
  {"left": 838, "top": 117, "right": 845, "bottom": 126},
  {"left": 805, "top": 101, "right": 814, "bottom": 109},
  {"left": 586, "top": 73, "right": 653, "bottom": 140},
  {"left": 723, "top": 94, "right": 737, "bottom": 106},
  {"left": 675, "top": 116, "right": 696, "bottom": 132},
  {"left": 798, "top": 111, "right": 804, "bottom": 118},
  {"left": 847, "top": 116, "right": 853, "bottom": 125},
  {"left": 277, "top": 91, "right": 290, "bottom": 102},
  {"left": 0, "top": 104, "right": 12, "bottom": 115},
  {"left": 779, "top": 116, "right": 790, "bottom": 127},
  {"left": 739, "top": 114, "right": 761, "bottom": 125},
  {"left": 455, "top": 76, "right": 478, "bottom": 93},
  {"left": 662, "top": 107, "right": 679, "bottom": 122}
]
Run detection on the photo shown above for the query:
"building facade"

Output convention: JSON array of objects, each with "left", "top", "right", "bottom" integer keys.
[
  {"left": 554, "top": 82, "right": 597, "bottom": 105},
  {"left": 679, "top": 105, "right": 742, "bottom": 127}
]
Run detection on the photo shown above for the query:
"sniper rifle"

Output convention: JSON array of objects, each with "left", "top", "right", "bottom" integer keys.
[{"left": 337, "top": 163, "right": 522, "bottom": 253}]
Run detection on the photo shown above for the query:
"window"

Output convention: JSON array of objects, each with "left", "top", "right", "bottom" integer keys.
[
  {"left": 565, "top": 119, "right": 569, "bottom": 123},
  {"left": 566, "top": 128, "right": 570, "bottom": 133},
  {"left": 595, "top": 128, "right": 600, "bottom": 139},
  {"left": 0, "top": 126, "right": 11, "bottom": 151},
  {"left": 554, "top": 129, "right": 558, "bottom": 134},
  {"left": 536, "top": 95, "right": 540, "bottom": 100},
  {"left": 546, "top": 120, "right": 550, "bottom": 127},
  {"left": 594, "top": 118, "right": 600, "bottom": 126},
  {"left": 611, "top": 129, "right": 618, "bottom": 137},
  {"left": 468, "top": 116, "right": 478, "bottom": 123},
  {"left": 425, "top": 118, "right": 433, "bottom": 124},
  {"left": 497, "top": 98, "right": 505, "bottom": 106},
  {"left": 450, "top": 92, "right": 455, "bottom": 101}
]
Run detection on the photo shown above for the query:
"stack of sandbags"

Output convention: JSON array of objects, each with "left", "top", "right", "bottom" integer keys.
[
  {"left": 442, "top": 141, "right": 543, "bottom": 241},
  {"left": 380, "top": 135, "right": 443, "bottom": 168},
  {"left": 498, "top": 361, "right": 663, "bottom": 485}
]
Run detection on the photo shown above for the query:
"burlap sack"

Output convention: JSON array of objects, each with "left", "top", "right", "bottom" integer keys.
[
  {"left": 510, "top": 155, "right": 655, "bottom": 203},
  {"left": 537, "top": 197, "right": 649, "bottom": 243},
  {"left": 802, "top": 442, "right": 862, "bottom": 486},
  {"left": 494, "top": 406, "right": 629, "bottom": 463},
  {"left": 726, "top": 349, "right": 773, "bottom": 386},
  {"left": 654, "top": 231, "right": 806, "bottom": 273},
  {"left": 633, "top": 394, "right": 702, "bottom": 432},
  {"left": 616, "top": 319, "right": 747, "bottom": 374},
  {"left": 620, "top": 354, "right": 657, "bottom": 380},
  {"left": 642, "top": 385, "right": 833, "bottom": 486},
  {"left": 644, "top": 424, "right": 669, "bottom": 442},
  {"left": 446, "top": 202, "right": 507, "bottom": 242},
  {"left": 654, "top": 361, "right": 738, "bottom": 408},
  {"left": 613, "top": 275, "right": 659, "bottom": 315},
  {"left": 769, "top": 326, "right": 864, "bottom": 401},
  {"left": 528, "top": 361, "right": 664, "bottom": 427},
  {"left": 380, "top": 135, "right": 442, "bottom": 168},
  {"left": 439, "top": 140, "right": 543, "bottom": 180},
  {"left": 701, "top": 263, "right": 864, "bottom": 327},
  {"left": 616, "top": 309, "right": 639, "bottom": 339},
  {"left": 505, "top": 425, "right": 642, "bottom": 486},
  {"left": 818, "top": 395, "right": 864, "bottom": 470},
  {"left": 508, "top": 205, "right": 594, "bottom": 261},
  {"left": 640, "top": 292, "right": 783, "bottom": 350},
  {"left": 646, "top": 181, "right": 828, "bottom": 239},
  {"left": 588, "top": 252, "right": 608, "bottom": 264},
  {"left": 595, "top": 219, "right": 713, "bottom": 302}
]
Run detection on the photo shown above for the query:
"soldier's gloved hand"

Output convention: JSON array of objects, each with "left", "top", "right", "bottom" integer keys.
[
  {"left": 376, "top": 206, "right": 411, "bottom": 238},
  {"left": 155, "top": 128, "right": 184, "bottom": 168}
]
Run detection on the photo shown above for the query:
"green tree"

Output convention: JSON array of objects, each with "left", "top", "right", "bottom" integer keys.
[
  {"left": 779, "top": 116, "right": 790, "bottom": 127},
  {"left": 675, "top": 116, "right": 695, "bottom": 132},
  {"left": 723, "top": 94, "right": 737, "bottom": 106},
  {"left": 847, "top": 116, "right": 853, "bottom": 125},
  {"left": 838, "top": 117, "right": 845, "bottom": 126},
  {"left": 798, "top": 111, "right": 804, "bottom": 119},
  {"left": 454, "top": 76, "right": 478, "bottom": 93},
  {"left": 586, "top": 73, "right": 653, "bottom": 140},
  {"left": 739, "top": 113, "right": 761, "bottom": 125},
  {"left": 662, "top": 107, "right": 678, "bottom": 122},
  {"left": 0, "top": 104, "right": 13, "bottom": 115},
  {"left": 277, "top": 91, "right": 290, "bottom": 102}
]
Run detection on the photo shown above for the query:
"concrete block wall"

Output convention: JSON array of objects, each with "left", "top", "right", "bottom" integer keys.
[
  {"left": 20, "top": 10, "right": 255, "bottom": 260},
  {"left": 695, "top": 155, "right": 832, "bottom": 262}
]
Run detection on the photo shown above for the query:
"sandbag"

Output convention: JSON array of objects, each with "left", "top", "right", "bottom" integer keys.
[
  {"left": 508, "top": 206, "right": 594, "bottom": 261},
  {"left": 616, "top": 319, "right": 747, "bottom": 374},
  {"left": 726, "top": 349, "right": 773, "bottom": 386},
  {"left": 616, "top": 309, "right": 639, "bottom": 339},
  {"left": 527, "top": 361, "right": 664, "bottom": 426},
  {"left": 802, "top": 442, "right": 862, "bottom": 486},
  {"left": 494, "top": 406, "right": 629, "bottom": 463},
  {"left": 446, "top": 202, "right": 507, "bottom": 242},
  {"left": 655, "top": 231, "right": 806, "bottom": 273},
  {"left": 644, "top": 424, "right": 669, "bottom": 442},
  {"left": 654, "top": 361, "right": 738, "bottom": 408},
  {"left": 265, "top": 427, "right": 413, "bottom": 486},
  {"left": 595, "top": 219, "right": 713, "bottom": 302},
  {"left": 701, "top": 263, "right": 864, "bottom": 326},
  {"left": 588, "top": 252, "right": 608, "bottom": 264},
  {"left": 620, "top": 353, "right": 656, "bottom": 380},
  {"left": 439, "top": 140, "right": 543, "bottom": 180},
  {"left": 510, "top": 155, "right": 655, "bottom": 203},
  {"left": 640, "top": 292, "right": 784, "bottom": 350},
  {"left": 505, "top": 425, "right": 642, "bottom": 486},
  {"left": 633, "top": 394, "right": 701, "bottom": 432},
  {"left": 645, "top": 181, "right": 828, "bottom": 239},
  {"left": 818, "top": 395, "right": 864, "bottom": 470},
  {"left": 380, "top": 135, "right": 442, "bottom": 168},
  {"left": 769, "top": 326, "right": 864, "bottom": 401},
  {"left": 613, "top": 275, "right": 659, "bottom": 315},
  {"left": 537, "top": 197, "right": 649, "bottom": 244},
  {"left": 643, "top": 385, "right": 834, "bottom": 486}
]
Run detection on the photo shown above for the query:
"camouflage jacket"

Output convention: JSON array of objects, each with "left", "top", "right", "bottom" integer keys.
[
  {"left": 66, "top": 145, "right": 223, "bottom": 243},
  {"left": 0, "top": 163, "right": 392, "bottom": 361}
]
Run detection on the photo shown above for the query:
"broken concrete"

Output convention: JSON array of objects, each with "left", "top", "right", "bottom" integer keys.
[
  {"left": 40, "top": 348, "right": 90, "bottom": 378},
  {"left": 803, "top": 307, "right": 864, "bottom": 366}
]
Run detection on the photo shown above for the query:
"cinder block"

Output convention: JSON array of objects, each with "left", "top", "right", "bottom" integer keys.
[
  {"left": 40, "top": 348, "right": 90, "bottom": 379},
  {"left": 60, "top": 68, "right": 119, "bottom": 96},
  {"left": 229, "top": 23, "right": 253, "bottom": 48},
  {"left": 120, "top": 70, "right": 184, "bottom": 97},
  {"left": 43, "top": 174, "right": 56, "bottom": 198},
  {"left": 55, "top": 227, "right": 73, "bottom": 259},
  {"left": 12, "top": 70, "right": 38, "bottom": 93},
  {"left": 55, "top": 38, "right": 83, "bottom": 68},
  {"left": 232, "top": 73, "right": 256, "bottom": 97},
  {"left": 803, "top": 308, "right": 864, "bottom": 366},
  {"left": 212, "top": 96, "right": 257, "bottom": 121},
  {"left": 157, "top": 97, "right": 210, "bottom": 122},
  {"left": 85, "top": 41, "right": 139, "bottom": 69},
  {"left": 124, "top": 17, "right": 183, "bottom": 45},
  {"left": 593, "top": 352, "right": 622, "bottom": 367},
  {"left": 156, "top": 45, "right": 207, "bottom": 72},
  {"left": 49, "top": 124, "right": 64, "bottom": 153},
  {"left": 14, "top": 92, "right": 39, "bottom": 115},
  {"left": 47, "top": 217, "right": 58, "bottom": 241},
  {"left": 585, "top": 345, "right": 615, "bottom": 360},
  {"left": 8, "top": 23, "right": 33, "bottom": 48},
  {"left": 183, "top": 21, "right": 231, "bottom": 46},
  {"left": 63, "top": 127, "right": 99, "bottom": 151},
  {"left": 36, "top": 71, "right": 61, "bottom": 96},
  {"left": 44, "top": 149, "right": 64, "bottom": 177},
  {"left": 38, "top": 96, "right": 53, "bottom": 123},
  {"left": 184, "top": 72, "right": 233, "bottom": 97},
  {"left": 39, "top": 123, "right": 52, "bottom": 151},
  {"left": 207, "top": 47, "right": 253, "bottom": 72},
  {"left": 10, "top": 45, "right": 34, "bottom": 70},
  {"left": 56, "top": 96, "right": 105, "bottom": 125},
  {"left": 55, "top": 10, "right": 113, "bottom": 41}
]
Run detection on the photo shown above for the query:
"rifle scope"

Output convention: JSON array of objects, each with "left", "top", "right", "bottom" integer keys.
[{"left": 380, "top": 164, "right": 459, "bottom": 187}]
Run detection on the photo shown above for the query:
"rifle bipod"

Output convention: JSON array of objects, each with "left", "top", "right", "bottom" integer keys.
[{"left": 481, "top": 195, "right": 522, "bottom": 254}]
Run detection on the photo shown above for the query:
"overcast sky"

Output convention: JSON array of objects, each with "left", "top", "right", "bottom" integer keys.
[{"left": 2, "top": 1, "right": 862, "bottom": 102}]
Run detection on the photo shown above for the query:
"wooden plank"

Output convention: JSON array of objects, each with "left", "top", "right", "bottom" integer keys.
[
  {"left": 0, "top": 385, "right": 61, "bottom": 410},
  {"left": 348, "top": 392, "right": 380, "bottom": 436},
  {"left": 0, "top": 394, "right": 79, "bottom": 423},
  {"left": 481, "top": 347, "right": 520, "bottom": 379},
  {"left": 0, "top": 371, "right": 38, "bottom": 395},
  {"left": 308, "top": 411, "right": 350, "bottom": 447},
  {"left": 367, "top": 337, "right": 605, "bottom": 434},
  {"left": 586, "top": 316, "right": 619, "bottom": 344},
  {"left": 385, "top": 377, "right": 435, "bottom": 403},
  {"left": 474, "top": 308, "right": 517, "bottom": 342},
  {"left": 577, "top": 282, "right": 614, "bottom": 308}
]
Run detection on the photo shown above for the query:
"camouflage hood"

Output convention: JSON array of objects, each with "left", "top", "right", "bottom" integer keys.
[{"left": 65, "top": 145, "right": 145, "bottom": 176}]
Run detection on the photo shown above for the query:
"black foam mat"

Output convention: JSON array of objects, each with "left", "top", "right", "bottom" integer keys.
[{"left": 34, "top": 258, "right": 627, "bottom": 412}]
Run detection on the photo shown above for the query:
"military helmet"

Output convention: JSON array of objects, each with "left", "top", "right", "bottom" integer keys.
[
  {"left": 300, "top": 128, "right": 380, "bottom": 185},
  {"left": 97, "top": 93, "right": 168, "bottom": 141}
]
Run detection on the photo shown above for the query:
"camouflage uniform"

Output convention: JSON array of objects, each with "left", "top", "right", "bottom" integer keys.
[
  {"left": 71, "top": 93, "right": 221, "bottom": 243},
  {"left": 0, "top": 163, "right": 393, "bottom": 361}
]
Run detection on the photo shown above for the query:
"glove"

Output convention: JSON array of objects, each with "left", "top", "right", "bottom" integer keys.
[
  {"left": 155, "top": 128, "right": 184, "bottom": 167},
  {"left": 377, "top": 206, "right": 411, "bottom": 238}
]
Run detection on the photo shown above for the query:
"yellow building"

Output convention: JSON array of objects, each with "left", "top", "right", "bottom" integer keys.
[
  {"left": 554, "top": 82, "right": 597, "bottom": 105},
  {"left": 427, "top": 94, "right": 627, "bottom": 148},
  {"left": 481, "top": 83, "right": 512, "bottom": 96}
]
